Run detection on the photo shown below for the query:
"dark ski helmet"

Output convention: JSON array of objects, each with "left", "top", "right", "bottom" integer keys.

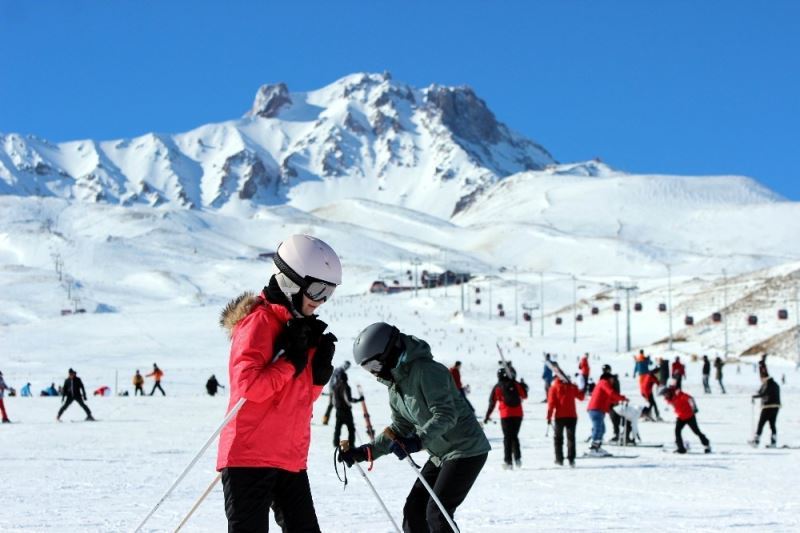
[
  {"left": 497, "top": 367, "right": 509, "bottom": 380},
  {"left": 353, "top": 322, "right": 402, "bottom": 380}
]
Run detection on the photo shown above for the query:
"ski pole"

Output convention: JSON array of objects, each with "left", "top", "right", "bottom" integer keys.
[
  {"left": 401, "top": 455, "right": 459, "bottom": 533},
  {"left": 353, "top": 461, "right": 402, "bottom": 533},
  {"left": 545, "top": 422, "right": 550, "bottom": 438},
  {"left": 132, "top": 396, "right": 246, "bottom": 533},
  {"left": 173, "top": 472, "right": 221, "bottom": 533}
]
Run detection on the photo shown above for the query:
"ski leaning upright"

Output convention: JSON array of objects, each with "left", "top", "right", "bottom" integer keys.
[{"left": 357, "top": 384, "right": 376, "bottom": 442}]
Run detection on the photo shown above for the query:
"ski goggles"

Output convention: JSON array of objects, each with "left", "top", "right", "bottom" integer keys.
[{"left": 361, "top": 358, "right": 384, "bottom": 377}]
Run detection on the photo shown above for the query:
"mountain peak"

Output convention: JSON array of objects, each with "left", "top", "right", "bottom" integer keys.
[{"left": 246, "top": 82, "right": 292, "bottom": 118}]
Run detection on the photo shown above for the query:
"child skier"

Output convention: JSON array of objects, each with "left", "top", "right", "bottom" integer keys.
[
  {"left": 749, "top": 369, "right": 781, "bottom": 448},
  {"left": 661, "top": 385, "right": 711, "bottom": 453},
  {"left": 342, "top": 322, "right": 490, "bottom": 533},
  {"left": 586, "top": 365, "right": 628, "bottom": 456},
  {"left": 485, "top": 367, "right": 529, "bottom": 469},
  {"left": 546, "top": 365, "right": 585, "bottom": 466}
]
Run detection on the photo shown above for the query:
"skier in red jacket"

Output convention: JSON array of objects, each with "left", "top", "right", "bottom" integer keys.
[
  {"left": 671, "top": 357, "right": 686, "bottom": 389},
  {"left": 485, "top": 367, "right": 529, "bottom": 469},
  {"left": 216, "top": 234, "right": 341, "bottom": 532},
  {"left": 639, "top": 369, "right": 662, "bottom": 421},
  {"left": 547, "top": 367, "right": 585, "bottom": 466},
  {"left": 586, "top": 365, "right": 627, "bottom": 456},
  {"left": 661, "top": 386, "right": 711, "bottom": 453}
]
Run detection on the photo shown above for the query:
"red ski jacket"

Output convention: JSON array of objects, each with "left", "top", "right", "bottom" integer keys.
[
  {"left": 587, "top": 378, "right": 627, "bottom": 413},
  {"left": 450, "top": 367, "right": 463, "bottom": 389},
  {"left": 672, "top": 361, "right": 686, "bottom": 378},
  {"left": 579, "top": 357, "right": 590, "bottom": 377},
  {"left": 487, "top": 381, "right": 528, "bottom": 418},
  {"left": 547, "top": 379, "right": 585, "bottom": 420},
  {"left": 217, "top": 295, "right": 324, "bottom": 472},
  {"left": 639, "top": 373, "right": 659, "bottom": 399},
  {"left": 667, "top": 390, "right": 695, "bottom": 421}
]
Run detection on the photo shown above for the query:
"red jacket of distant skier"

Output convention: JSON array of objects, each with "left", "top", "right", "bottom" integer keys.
[
  {"left": 587, "top": 378, "right": 627, "bottom": 413},
  {"left": 216, "top": 296, "right": 324, "bottom": 472},
  {"left": 488, "top": 381, "right": 528, "bottom": 418},
  {"left": 450, "top": 367, "right": 463, "bottom": 390},
  {"left": 579, "top": 357, "right": 590, "bottom": 377},
  {"left": 547, "top": 379, "right": 585, "bottom": 420},
  {"left": 639, "top": 373, "right": 659, "bottom": 399},
  {"left": 672, "top": 361, "right": 686, "bottom": 378},
  {"left": 667, "top": 390, "right": 695, "bottom": 421}
]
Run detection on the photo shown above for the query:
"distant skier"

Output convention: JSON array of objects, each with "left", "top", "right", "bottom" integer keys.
[
  {"left": 713, "top": 356, "right": 726, "bottom": 394},
  {"left": 322, "top": 361, "right": 350, "bottom": 425},
  {"left": 147, "top": 363, "right": 165, "bottom": 396},
  {"left": 92, "top": 385, "right": 111, "bottom": 396},
  {"left": 0, "top": 370, "right": 11, "bottom": 423},
  {"left": 132, "top": 370, "right": 145, "bottom": 396},
  {"left": 485, "top": 367, "right": 529, "bottom": 469},
  {"left": 586, "top": 365, "right": 628, "bottom": 455},
  {"left": 633, "top": 349, "right": 651, "bottom": 381},
  {"left": 449, "top": 360, "right": 475, "bottom": 412},
  {"left": 205, "top": 374, "right": 225, "bottom": 396},
  {"left": 41, "top": 383, "right": 58, "bottom": 397},
  {"left": 661, "top": 385, "right": 710, "bottom": 453},
  {"left": 542, "top": 353, "right": 554, "bottom": 399},
  {"left": 657, "top": 357, "right": 670, "bottom": 389},
  {"left": 640, "top": 369, "right": 662, "bottom": 421},
  {"left": 749, "top": 369, "right": 781, "bottom": 448},
  {"left": 342, "top": 322, "right": 490, "bottom": 533},
  {"left": 20, "top": 382, "right": 32, "bottom": 397},
  {"left": 701, "top": 355, "right": 712, "bottom": 393},
  {"left": 547, "top": 365, "right": 585, "bottom": 466},
  {"left": 57, "top": 368, "right": 94, "bottom": 422},
  {"left": 671, "top": 357, "right": 686, "bottom": 390},
  {"left": 578, "top": 353, "right": 591, "bottom": 388},
  {"left": 332, "top": 365, "right": 362, "bottom": 449}
]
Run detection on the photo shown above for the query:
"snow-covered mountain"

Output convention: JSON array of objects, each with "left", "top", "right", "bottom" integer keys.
[{"left": 0, "top": 72, "right": 554, "bottom": 219}]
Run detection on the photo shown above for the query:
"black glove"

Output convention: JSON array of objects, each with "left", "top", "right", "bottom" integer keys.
[
  {"left": 337, "top": 444, "right": 372, "bottom": 467},
  {"left": 282, "top": 317, "right": 317, "bottom": 376},
  {"left": 389, "top": 434, "right": 423, "bottom": 460},
  {"left": 312, "top": 332, "right": 337, "bottom": 385}
]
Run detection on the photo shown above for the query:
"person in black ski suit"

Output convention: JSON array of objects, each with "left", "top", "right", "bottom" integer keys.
[
  {"left": 701, "top": 355, "right": 712, "bottom": 394},
  {"left": 322, "top": 361, "right": 350, "bottom": 425},
  {"left": 332, "top": 367, "right": 362, "bottom": 448},
  {"left": 713, "top": 356, "right": 726, "bottom": 394},
  {"left": 750, "top": 369, "right": 781, "bottom": 447},
  {"left": 206, "top": 374, "right": 225, "bottom": 396},
  {"left": 57, "top": 368, "right": 94, "bottom": 421},
  {"left": 657, "top": 357, "right": 670, "bottom": 390}
]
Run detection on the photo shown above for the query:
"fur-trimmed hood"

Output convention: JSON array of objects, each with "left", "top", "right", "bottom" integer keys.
[{"left": 219, "top": 291, "right": 264, "bottom": 339}]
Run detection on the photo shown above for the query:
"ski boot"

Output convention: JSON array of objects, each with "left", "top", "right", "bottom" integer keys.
[
  {"left": 502, "top": 462, "right": 513, "bottom": 470},
  {"left": 673, "top": 448, "right": 687, "bottom": 454},
  {"left": 86, "top": 415, "right": 96, "bottom": 421},
  {"left": 589, "top": 441, "right": 611, "bottom": 457},
  {"left": 554, "top": 459, "right": 563, "bottom": 466},
  {"left": 765, "top": 435, "right": 777, "bottom": 449},
  {"left": 704, "top": 444, "right": 712, "bottom": 454},
  {"left": 748, "top": 436, "right": 759, "bottom": 448},
  {"left": 2, "top": 418, "right": 10, "bottom": 423},
  {"left": 515, "top": 459, "right": 522, "bottom": 468},
  {"left": 568, "top": 459, "right": 576, "bottom": 468}
]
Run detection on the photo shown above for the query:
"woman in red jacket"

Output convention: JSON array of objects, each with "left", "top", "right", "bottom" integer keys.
[
  {"left": 662, "top": 386, "right": 711, "bottom": 453},
  {"left": 484, "top": 367, "right": 528, "bottom": 469},
  {"left": 546, "top": 369, "right": 585, "bottom": 466},
  {"left": 217, "top": 234, "right": 341, "bottom": 532},
  {"left": 586, "top": 365, "right": 627, "bottom": 456}
]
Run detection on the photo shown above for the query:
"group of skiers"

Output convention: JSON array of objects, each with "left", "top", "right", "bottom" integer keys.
[{"left": 132, "top": 364, "right": 166, "bottom": 396}]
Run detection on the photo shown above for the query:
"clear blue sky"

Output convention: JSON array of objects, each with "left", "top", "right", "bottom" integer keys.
[{"left": 2, "top": 1, "right": 798, "bottom": 199}]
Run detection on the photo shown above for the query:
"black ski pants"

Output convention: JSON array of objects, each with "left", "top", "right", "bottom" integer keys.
[
  {"left": 646, "top": 392, "right": 660, "bottom": 419},
  {"left": 500, "top": 416, "right": 522, "bottom": 464},
  {"left": 553, "top": 417, "right": 577, "bottom": 462},
  {"left": 675, "top": 416, "right": 709, "bottom": 452},
  {"left": 756, "top": 407, "right": 779, "bottom": 438},
  {"left": 702, "top": 374, "right": 711, "bottom": 393},
  {"left": 221, "top": 467, "right": 320, "bottom": 533},
  {"left": 403, "top": 453, "right": 487, "bottom": 533},
  {"left": 134, "top": 384, "right": 144, "bottom": 396},
  {"left": 150, "top": 382, "right": 165, "bottom": 396},
  {"left": 57, "top": 396, "right": 92, "bottom": 418},
  {"left": 717, "top": 377, "right": 726, "bottom": 394},
  {"left": 333, "top": 408, "right": 355, "bottom": 449},
  {"left": 609, "top": 410, "right": 633, "bottom": 442}
]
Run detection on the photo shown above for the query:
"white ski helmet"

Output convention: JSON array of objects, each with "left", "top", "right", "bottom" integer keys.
[{"left": 272, "top": 234, "right": 342, "bottom": 302}]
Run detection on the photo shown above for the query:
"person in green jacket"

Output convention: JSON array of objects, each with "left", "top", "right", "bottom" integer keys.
[{"left": 339, "top": 322, "right": 490, "bottom": 533}]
